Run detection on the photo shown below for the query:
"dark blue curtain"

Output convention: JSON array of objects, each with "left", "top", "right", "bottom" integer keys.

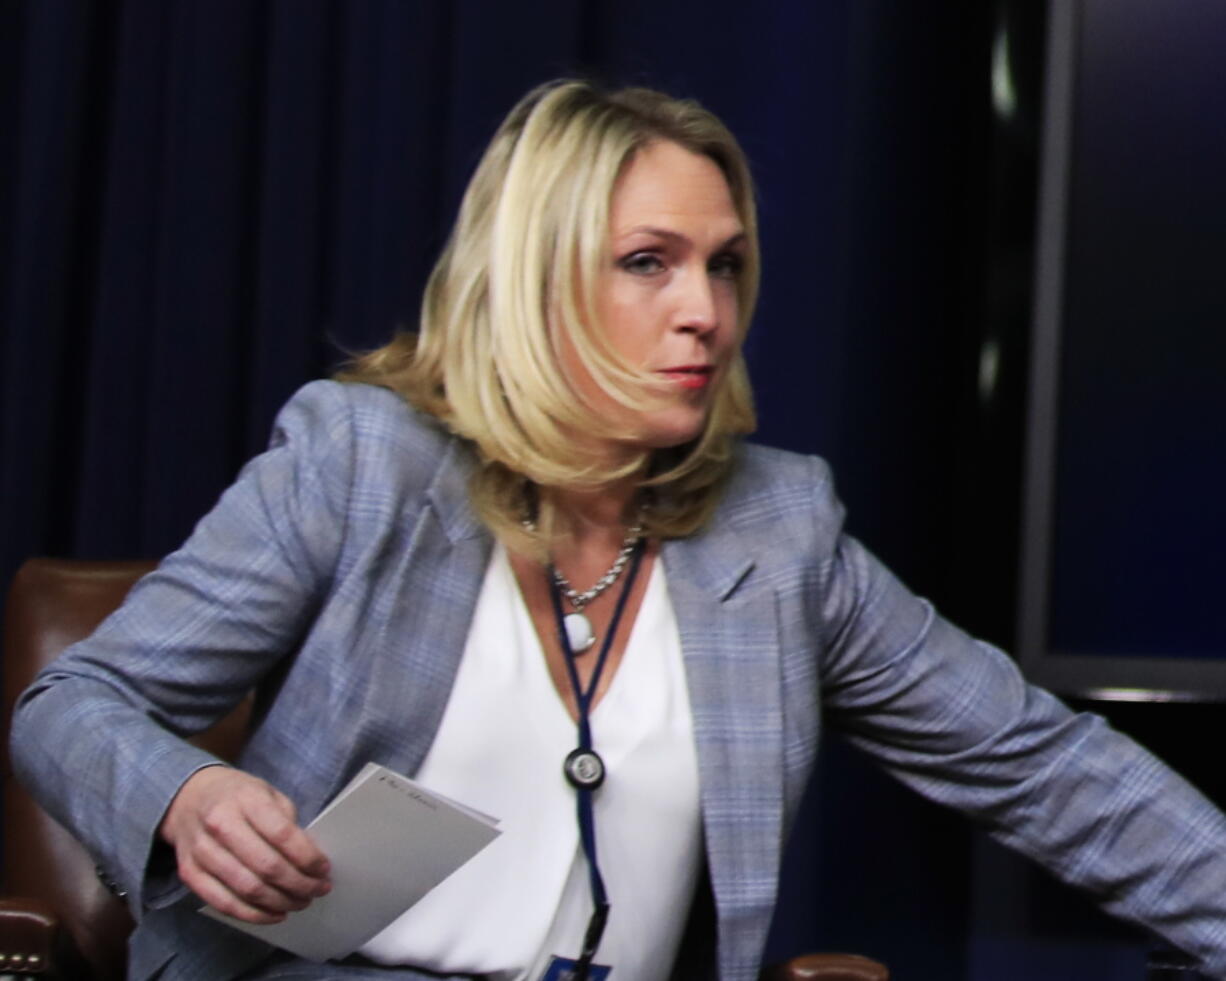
[
  {"left": 4, "top": 2, "right": 1147, "bottom": 979},
  {"left": 1, "top": 0, "right": 857, "bottom": 573}
]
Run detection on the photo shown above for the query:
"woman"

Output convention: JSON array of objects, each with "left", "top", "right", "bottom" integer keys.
[{"left": 12, "top": 80, "right": 1226, "bottom": 981}]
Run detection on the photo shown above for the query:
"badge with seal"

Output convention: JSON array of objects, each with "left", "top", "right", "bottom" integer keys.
[{"left": 540, "top": 955, "right": 612, "bottom": 980}]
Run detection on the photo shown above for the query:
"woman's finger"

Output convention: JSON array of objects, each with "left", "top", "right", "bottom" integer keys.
[
  {"left": 187, "top": 824, "right": 317, "bottom": 916},
  {"left": 178, "top": 850, "right": 291, "bottom": 924}
]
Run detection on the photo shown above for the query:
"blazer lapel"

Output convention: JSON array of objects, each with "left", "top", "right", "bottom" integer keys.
[
  {"left": 663, "top": 523, "right": 785, "bottom": 981},
  {"left": 367, "top": 436, "right": 492, "bottom": 780}
]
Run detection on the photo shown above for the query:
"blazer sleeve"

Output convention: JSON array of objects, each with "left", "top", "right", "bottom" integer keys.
[
  {"left": 808, "top": 457, "right": 1226, "bottom": 978},
  {"left": 9, "top": 380, "right": 359, "bottom": 914}
]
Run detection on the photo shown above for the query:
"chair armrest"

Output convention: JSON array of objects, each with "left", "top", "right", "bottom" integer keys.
[
  {"left": 763, "top": 952, "right": 890, "bottom": 981},
  {"left": 0, "top": 897, "right": 88, "bottom": 978}
]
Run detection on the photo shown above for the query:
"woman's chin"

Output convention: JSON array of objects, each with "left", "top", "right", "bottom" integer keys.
[{"left": 626, "top": 411, "right": 709, "bottom": 452}]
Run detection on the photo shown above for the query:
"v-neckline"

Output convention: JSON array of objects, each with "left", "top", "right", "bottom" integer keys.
[{"left": 503, "top": 542, "right": 658, "bottom": 726}]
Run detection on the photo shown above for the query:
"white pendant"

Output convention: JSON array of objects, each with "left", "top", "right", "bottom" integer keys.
[{"left": 563, "top": 612, "right": 597, "bottom": 653}]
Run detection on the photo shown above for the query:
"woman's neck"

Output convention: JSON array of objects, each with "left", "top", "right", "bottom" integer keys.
[{"left": 550, "top": 476, "right": 641, "bottom": 550}]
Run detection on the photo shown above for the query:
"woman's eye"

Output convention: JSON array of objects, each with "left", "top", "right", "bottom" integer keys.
[
  {"left": 709, "top": 252, "right": 744, "bottom": 280},
  {"left": 619, "top": 251, "right": 665, "bottom": 275}
]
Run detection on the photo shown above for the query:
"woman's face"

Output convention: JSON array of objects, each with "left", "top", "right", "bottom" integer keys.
[{"left": 571, "top": 139, "right": 747, "bottom": 454}]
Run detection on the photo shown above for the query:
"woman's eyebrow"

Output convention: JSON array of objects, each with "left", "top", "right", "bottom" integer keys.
[{"left": 617, "top": 226, "right": 747, "bottom": 248}]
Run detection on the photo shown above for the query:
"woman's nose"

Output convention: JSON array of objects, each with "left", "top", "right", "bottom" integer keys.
[{"left": 674, "top": 269, "right": 719, "bottom": 334}]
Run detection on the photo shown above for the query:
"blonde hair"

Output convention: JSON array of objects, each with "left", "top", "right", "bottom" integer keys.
[{"left": 339, "top": 79, "right": 760, "bottom": 551}]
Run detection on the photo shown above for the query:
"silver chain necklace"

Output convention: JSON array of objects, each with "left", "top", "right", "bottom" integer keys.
[{"left": 525, "top": 518, "right": 645, "bottom": 654}]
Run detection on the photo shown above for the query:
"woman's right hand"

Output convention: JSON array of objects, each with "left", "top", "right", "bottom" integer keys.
[{"left": 159, "top": 766, "right": 332, "bottom": 923}]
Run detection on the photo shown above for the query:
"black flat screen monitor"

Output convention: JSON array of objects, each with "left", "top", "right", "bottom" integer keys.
[{"left": 1018, "top": 0, "right": 1226, "bottom": 702}]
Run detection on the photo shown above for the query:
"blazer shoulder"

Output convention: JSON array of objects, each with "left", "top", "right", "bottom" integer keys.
[
  {"left": 701, "top": 438, "right": 853, "bottom": 564},
  {"left": 724, "top": 442, "right": 845, "bottom": 543},
  {"left": 277, "top": 378, "right": 462, "bottom": 482},
  {"left": 274, "top": 380, "right": 478, "bottom": 543},
  {"left": 737, "top": 441, "right": 835, "bottom": 486},
  {"left": 279, "top": 379, "right": 452, "bottom": 453}
]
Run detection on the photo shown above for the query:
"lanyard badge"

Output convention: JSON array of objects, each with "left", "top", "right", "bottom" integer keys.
[
  {"left": 543, "top": 538, "right": 646, "bottom": 981},
  {"left": 541, "top": 956, "right": 612, "bottom": 980}
]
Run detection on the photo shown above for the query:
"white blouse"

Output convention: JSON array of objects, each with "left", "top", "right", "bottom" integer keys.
[{"left": 357, "top": 544, "right": 703, "bottom": 980}]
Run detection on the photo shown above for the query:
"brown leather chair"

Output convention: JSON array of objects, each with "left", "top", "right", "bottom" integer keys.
[{"left": 0, "top": 558, "right": 888, "bottom": 981}]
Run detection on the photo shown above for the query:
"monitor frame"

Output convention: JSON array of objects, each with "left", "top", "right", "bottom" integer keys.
[{"left": 1016, "top": 1, "right": 1226, "bottom": 704}]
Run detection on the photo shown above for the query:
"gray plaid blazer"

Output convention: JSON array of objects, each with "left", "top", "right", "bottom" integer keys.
[{"left": 13, "top": 381, "right": 1226, "bottom": 981}]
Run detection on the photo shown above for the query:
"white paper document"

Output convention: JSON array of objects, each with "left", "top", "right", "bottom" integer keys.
[{"left": 202, "top": 763, "right": 501, "bottom": 961}]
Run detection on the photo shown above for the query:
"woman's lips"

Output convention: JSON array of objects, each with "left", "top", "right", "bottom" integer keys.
[{"left": 657, "top": 365, "right": 715, "bottom": 390}]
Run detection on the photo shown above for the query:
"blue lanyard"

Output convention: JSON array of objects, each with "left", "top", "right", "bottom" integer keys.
[{"left": 546, "top": 538, "right": 646, "bottom": 978}]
